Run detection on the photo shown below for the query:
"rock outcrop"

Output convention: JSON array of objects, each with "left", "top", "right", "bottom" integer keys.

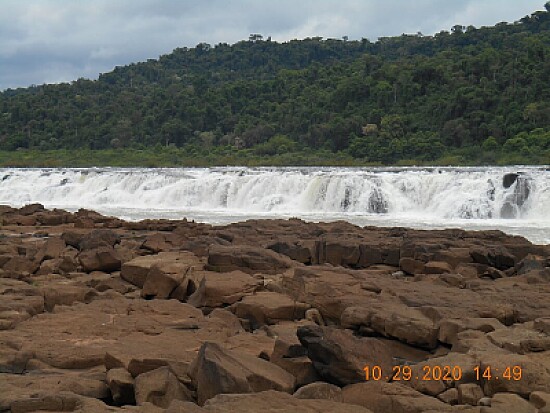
[
  {"left": 0, "top": 204, "right": 549, "bottom": 412},
  {"left": 189, "top": 342, "right": 296, "bottom": 405}
]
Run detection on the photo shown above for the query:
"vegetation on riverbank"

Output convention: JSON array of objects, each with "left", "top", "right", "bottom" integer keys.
[
  {"left": 1, "top": 4, "right": 549, "bottom": 166},
  {"left": 1, "top": 139, "right": 547, "bottom": 168}
]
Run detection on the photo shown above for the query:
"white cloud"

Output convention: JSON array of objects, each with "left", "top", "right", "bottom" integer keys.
[{"left": 90, "top": 47, "right": 118, "bottom": 60}]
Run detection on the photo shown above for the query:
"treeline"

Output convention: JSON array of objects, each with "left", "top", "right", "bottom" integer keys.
[{"left": 1, "top": 4, "right": 550, "bottom": 165}]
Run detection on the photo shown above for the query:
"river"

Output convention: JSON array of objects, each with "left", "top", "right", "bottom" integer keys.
[{"left": 1, "top": 166, "right": 549, "bottom": 244}]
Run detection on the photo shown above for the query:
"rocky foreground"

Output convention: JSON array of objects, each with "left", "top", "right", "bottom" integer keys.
[{"left": 1, "top": 204, "right": 550, "bottom": 413}]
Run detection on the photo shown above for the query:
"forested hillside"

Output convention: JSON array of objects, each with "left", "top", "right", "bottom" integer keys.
[{"left": 1, "top": 4, "right": 550, "bottom": 166}]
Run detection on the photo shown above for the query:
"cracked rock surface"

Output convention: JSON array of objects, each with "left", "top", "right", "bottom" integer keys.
[{"left": 1, "top": 205, "right": 549, "bottom": 412}]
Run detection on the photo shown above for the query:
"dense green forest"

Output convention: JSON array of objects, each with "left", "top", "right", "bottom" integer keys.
[{"left": 1, "top": 4, "right": 550, "bottom": 166}]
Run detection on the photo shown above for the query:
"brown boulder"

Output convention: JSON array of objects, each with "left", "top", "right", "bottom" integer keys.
[
  {"left": 486, "top": 324, "right": 550, "bottom": 353},
  {"left": 423, "top": 261, "right": 453, "bottom": 274},
  {"left": 34, "top": 237, "right": 66, "bottom": 263},
  {"left": 106, "top": 367, "right": 135, "bottom": 405},
  {"left": 18, "top": 203, "right": 45, "bottom": 215},
  {"left": 267, "top": 239, "right": 314, "bottom": 264},
  {"left": 41, "top": 283, "right": 97, "bottom": 311},
  {"left": 324, "top": 239, "right": 361, "bottom": 267},
  {"left": 61, "top": 230, "right": 87, "bottom": 249},
  {"left": 402, "top": 352, "right": 478, "bottom": 398},
  {"left": 297, "top": 325, "right": 393, "bottom": 386},
  {"left": 516, "top": 254, "right": 548, "bottom": 275},
  {"left": 1, "top": 256, "right": 39, "bottom": 275},
  {"left": 207, "top": 308, "right": 244, "bottom": 335},
  {"left": 3, "top": 214, "right": 38, "bottom": 226},
  {"left": 293, "top": 382, "right": 343, "bottom": 401},
  {"left": 143, "top": 231, "right": 190, "bottom": 252},
  {"left": 481, "top": 393, "right": 537, "bottom": 413},
  {"left": 282, "top": 266, "right": 366, "bottom": 323},
  {"left": 187, "top": 270, "right": 258, "bottom": 308},
  {"left": 535, "top": 318, "right": 550, "bottom": 335},
  {"left": 36, "top": 210, "right": 69, "bottom": 226},
  {"left": 530, "top": 391, "right": 550, "bottom": 410},
  {"left": 60, "top": 256, "right": 80, "bottom": 274},
  {"left": 121, "top": 254, "right": 160, "bottom": 288},
  {"left": 79, "top": 247, "right": 121, "bottom": 273},
  {"left": 341, "top": 304, "right": 439, "bottom": 349},
  {"left": 178, "top": 235, "right": 231, "bottom": 257},
  {"left": 479, "top": 353, "right": 550, "bottom": 397},
  {"left": 36, "top": 258, "right": 63, "bottom": 275},
  {"left": 233, "top": 292, "right": 309, "bottom": 327},
  {"left": 88, "top": 274, "right": 136, "bottom": 295},
  {"left": 437, "top": 388, "right": 459, "bottom": 405},
  {"left": 400, "top": 257, "right": 425, "bottom": 275},
  {"left": 207, "top": 245, "right": 294, "bottom": 274},
  {"left": 342, "top": 381, "right": 452, "bottom": 413},
  {"left": 483, "top": 266, "right": 506, "bottom": 279},
  {"left": 135, "top": 366, "right": 193, "bottom": 408},
  {"left": 438, "top": 318, "right": 504, "bottom": 346},
  {"left": 358, "top": 243, "right": 384, "bottom": 266},
  {"left": 189, "top": 342, "right": 296, "bottom": 405},
  {"left": 458, "top": 383, "right": 484, "bottom": 406},
  {"left": 79, "top": 229, "right": 121, "bottom": 251},
  {"left": 121, "top": 252, "right": 201, "bottom": 289},
  {"left": 470, "top": 246, "right": 516, "bottom": 270},
  {"left": 269, "top": 323, "right": 320, "bottom": 387},
  {"left": 141, "top": 261, "right": 192, "bottom": 300},
  {"left": 142, "top": 232, "right": 173, "bottom": 253}
]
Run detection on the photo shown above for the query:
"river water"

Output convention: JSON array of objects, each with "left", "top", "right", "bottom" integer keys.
[{"left": 0, "top": 166, "right": 549, "bottom": 244}]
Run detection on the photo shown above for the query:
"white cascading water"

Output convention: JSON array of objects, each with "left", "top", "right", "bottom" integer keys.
[{"left": 0, "top": 166, "right": 549, "bottom": 244}]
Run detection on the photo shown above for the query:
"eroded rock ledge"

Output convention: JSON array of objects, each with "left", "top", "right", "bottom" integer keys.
[{"left": 1, "top": 204, "right": 549, "bottom": 412}]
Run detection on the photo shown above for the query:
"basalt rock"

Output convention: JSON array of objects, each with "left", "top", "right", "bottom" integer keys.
[
  {"left": 207, "top": 244, "right": 295, "bottom": 274},
  {"left": 233, "top": 292, "right": 309, "bottom": 327},
  {"left": 470, "top": 246, "right": 517, "bottom": 270},
  {"left": 78, "top": 246, "right": 121, "bottom": 273},
  {"left": 0, "top": 205, "right": 549, "bottom": 413},
  {"left": 267, "top": 239, "right": 314, "bottom": 264},
  {"left": 79, "top": 229, "right": 121, "bottom": 251},
  {"left": 501, "top": 174, "right": 531, "bottom": 218},
  {"left": 189, "top": 342, "right": 296, "bottom": 405},
  {"left": 187, "top": 270, "right": 259, "bottom": 308},
  {"left": 135, "top": 366, "right": 193, "bottom": 408},
  {"left": 503, "top": 173, "right": 519, "bottom": 188},
  {"left": 297, "top": 325, "right": 393, "bottom": 386},
  {"left": 141, "top": 261, "right": 193, "bottom": 300},
  {"left": 106, "top": 368, "right": 135, "bottom": 406}
]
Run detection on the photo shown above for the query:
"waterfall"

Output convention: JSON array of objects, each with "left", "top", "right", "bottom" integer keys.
[
  {"left": 1, "top": 166, "right": 549, "bottom": 243},
  {"left": 1, "top": 167, "right": 548, "bottom": 219}
]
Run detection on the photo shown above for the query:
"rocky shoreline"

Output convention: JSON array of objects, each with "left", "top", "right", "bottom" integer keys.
[{"left": 1, "top": 204, "right": 549, "bottom": 412}]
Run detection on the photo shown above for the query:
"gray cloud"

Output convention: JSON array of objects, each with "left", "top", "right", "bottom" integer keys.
[{"left": 0, "top": 0, "right": 545, "bottom": 90}]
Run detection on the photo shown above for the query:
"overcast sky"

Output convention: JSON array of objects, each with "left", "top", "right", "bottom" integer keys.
[{"left": 0, "top": 0, "right": 545, "bottom": 91}]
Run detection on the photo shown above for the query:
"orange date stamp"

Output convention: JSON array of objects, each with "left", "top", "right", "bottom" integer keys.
[{"left": 363, "top": 365, "right": 523, "bottom": 382}]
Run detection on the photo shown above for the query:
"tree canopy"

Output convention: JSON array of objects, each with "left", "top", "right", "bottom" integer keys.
[{"left": 1, "top": 5, "right": 549, "bottom": 165}]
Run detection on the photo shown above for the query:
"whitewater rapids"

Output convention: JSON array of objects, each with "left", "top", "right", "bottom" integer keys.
[{"left": 0, "top": 166, "right": 549, "bottom": 244}]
